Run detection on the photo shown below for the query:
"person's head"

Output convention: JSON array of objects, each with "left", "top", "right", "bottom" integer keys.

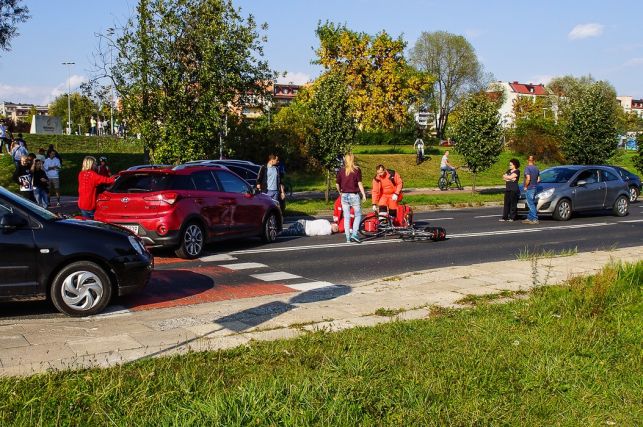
[
  {"left": 509, "top": 158, "right": 520, "bottom": 170},
  {"left": 48, "top": 150, "right": 57, "bottom": 158},
  {"left": 20, "top": 155, "right": 30, "bottom": 165},
  {"left": 376, "top": 164, "right": 387, "bottom": 178},
  {"left": 48, "top": 144, "right": 54, "bottom": 150},
  {"left": 82, "top": 156, "right": 97, "bottom": 171},
  {"left": 528, "top": 155, "right": 535, "bottom": 165},
  {"left": 267, "top": 154, "right": 278, "bottom": 166},
  {"left": 330, "top": 223, "right": 339, "bottom": 234},
  {"left": 343, "top": 153, "right": 357, "bottom": 175},
  {"left": 444, "top": 150, "right": 449, "bottom": 156},
  {"left": 33, "top": 159, "right": 43, "bottom": 170},
  {"left": 17, "top": 133, "right": 23, "bottom": 139},
  {"left": 38, "top": 147, "right": 45, "bottom": 155},
  {"left": 27, "top": 152, "right": 36, "bottom": 161},
  {"left": 99, "top": 156, "right": 108, "bottom": 164}
]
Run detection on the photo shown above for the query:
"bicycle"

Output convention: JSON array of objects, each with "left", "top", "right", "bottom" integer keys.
[
  {"left": 438, "top": 167, "right": 463, "bottom": 191},
  {"left": 415, "top": 148, "right": 430, "bottom": 165},
  {"left": 358, "top": 205, "right": 447, "bottom": 242}
]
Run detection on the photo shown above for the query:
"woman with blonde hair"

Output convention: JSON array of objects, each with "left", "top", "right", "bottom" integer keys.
[
  {"left": 77, "top": 155, "right": 115, "bottom": 218},
  {"left": 335, "top": 153, "right": 366, "bottom": 243}
]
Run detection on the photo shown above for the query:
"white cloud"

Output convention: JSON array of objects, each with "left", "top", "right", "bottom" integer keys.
[
  {"left": 568, "top": 23, "right": 604, "bottom": 40},
  {"left": 1, "top": 75, "right": 87, "bottom": 105},
  {"left": 530, "top": 74, "right": 553, "bottom": 85},
  {"left": 277, "top": 72, "right": 311, "bottom": 85}
]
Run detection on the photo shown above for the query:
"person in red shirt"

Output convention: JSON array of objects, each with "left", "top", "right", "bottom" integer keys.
[
  {"left": 78, "top": 156, "right": 115, "bottom": 219},
  {"left": 372, "top": 164, "right": 403, "bottom": 219}
]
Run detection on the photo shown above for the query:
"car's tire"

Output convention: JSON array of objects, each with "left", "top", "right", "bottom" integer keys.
[
  {"left": 552, "top": 199, "right": 572, "bottom": 221},
  {"left": 438, "top": 176, "right": 447, "bottom": 191},
  {"left": 261, "top": 212, "right": 279, "bottom": 243},
  {"left": 612, "top": 195, "right": 629, "bottom": 217},
  {"left": 50, "top": 261, "right": 112, "bottom": 316},
  {"left": 628, "top": 185, "right": 639, "bottom": 203},
  {"left": 175, "top": 221, "right": 205, "bottom": 259}
]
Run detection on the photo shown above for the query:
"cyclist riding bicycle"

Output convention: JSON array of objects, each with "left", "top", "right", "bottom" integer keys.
[
  {"left": 413, "top": 138, "right": 425, "bottom": 163},
  {"left": 372, "top": 164, "right": 403, "bottom": 220},
  {"left": 440, "top": 150, "right": 456, "bottom": 180}
]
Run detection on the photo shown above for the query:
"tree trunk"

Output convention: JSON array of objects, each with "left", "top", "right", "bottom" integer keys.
[
  {"left": 472, "top": 172, "right": 477, "bottom": 193},
  {"left": 325, "top": 169, "right": 330, "bottom": 203}
]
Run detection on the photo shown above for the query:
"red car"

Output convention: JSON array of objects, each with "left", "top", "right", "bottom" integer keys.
[{"left": 95, "top": 164, "right": 282, "bottom": 258}]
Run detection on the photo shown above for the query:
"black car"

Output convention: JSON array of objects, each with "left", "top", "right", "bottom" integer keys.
[
  {"left": 183, "top": 160, "right": 261, "bottom": 187},
  {"left": 0, "top": 186, "right": 152, "bottom": 316},
  {"left": 608, "top": 166, "right": 641, "bottom": 202}
]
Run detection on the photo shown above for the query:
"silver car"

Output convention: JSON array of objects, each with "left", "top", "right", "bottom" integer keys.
[{"left": 517, "top": 165, "right": 630, "bottom": 221}]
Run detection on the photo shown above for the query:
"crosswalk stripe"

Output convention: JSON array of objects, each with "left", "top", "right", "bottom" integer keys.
[
  {"left": 286, "top": 281, "right": 337, "bottom": 291},
  {"left": 219, "top": 262, "right": 267, "bottom": 270},
  {"left": 251, "top": 272, "right": 302, "bottom": 281},
  {"left": 199, "top": 254, "right": 238, "bottom": 262}
]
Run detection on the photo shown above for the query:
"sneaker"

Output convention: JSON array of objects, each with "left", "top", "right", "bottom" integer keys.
[
  {"left": 521, "top": 219, "right": 533, "bottom": 224},
  {"left": 350, "top": 233, "right": 361, "bottom": 243},
  {"left": 507, "top": 219, "right": 514, "bottom": 222},
  {"left": 499, "top": 218, "right": 507, "bottom": 222}
]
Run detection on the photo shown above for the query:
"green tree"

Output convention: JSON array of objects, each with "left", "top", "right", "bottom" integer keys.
[
  {"left": 448, "top": 94, "right": 502, "bottom": 191},
  {"left": 509, "top": 95, "right": 564, "bottom": 163},
  {"left": 48, "top": 92, "right": 97, "bottom": 134},
  {"left": 112, "top": 0, "right": 274, "bottom": 163},
  {"left": 409, "top": 31, "right": 488, "bottom": 139},
  {"left": 560, "top": 81, "right": 619, "bottom": 164},
  {"left": 308, "top": 72, "right": 356, "bottom": 201},
  {"left": 633, "top": 134, "right": 643, "bottom": 175},
  {"left": 0, "top": 0, "right": 29, "bottom": 54},
  {"left": 315, "top": 22, "right": 432, "bottom": 132}
]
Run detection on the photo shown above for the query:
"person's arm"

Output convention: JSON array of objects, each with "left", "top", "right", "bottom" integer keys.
[
  {"left": 358, "top": 181, "right": 366, "bottom": 202},
  {"left": 372, "top": 178, "right": 380, "bottom": 208},
  {"left": 256, "top": 166, "right": 265, "bottom": 189},
  {"left": 524, "top": 173, "right": 531, "bottom": 188},
  {"left": 394, "top": 172, "right": 403, "bottom": 196}
]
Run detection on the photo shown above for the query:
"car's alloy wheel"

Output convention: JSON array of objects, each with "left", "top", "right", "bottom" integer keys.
[
  {"left": 553, "top": 199, "right": 572, "bottom": 221},
  {"left": 262, "top": 213, "right": 278, "bottom": 243},
  {"left": 175, "top": 222, "right": 204, "bottom": 258},
  {"left": 629, "top": 186, "right": 639, "bottom": 203},
  {"left": 613, "top": 195, "right": 629, "bottom": 217},
  {"left": 50, "top": 261, "right": 112, "bottom": 316}
]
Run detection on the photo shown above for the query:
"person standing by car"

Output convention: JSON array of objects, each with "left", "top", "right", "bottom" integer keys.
[
  {"left": 522, "top": 155, "right": 540, "bottom": 225},
  {"left": 336, "top": 153, "right": 366, "bottom": 243},
  {"left": 78, "top": 156, "right": 116, "bottom": 219},
  {"left": 257, "top": 154, "right": 285, "bottom": 208},
  {"left": 500, "top": 158, "right": 520, "bottom": 222},
  {"left": 31, "top": 158, "right": 49, "bottom": 208},
  {"left": 44, "top": 149, "right": 62, "bottom": 207},
  {"left": 13, "top": 155, "right": 35, "bottom": 202}
]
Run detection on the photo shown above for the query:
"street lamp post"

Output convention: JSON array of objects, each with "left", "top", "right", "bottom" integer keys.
[
  {"left": 106, "top": 28, "right": 115, "bottom": 136},
  {"left": 62, "top": 62, "right": 75, "bottom": 135}
]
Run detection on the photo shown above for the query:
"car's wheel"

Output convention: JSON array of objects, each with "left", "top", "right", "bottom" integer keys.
[
  {"left": 50, "top": 261, "right": 112, "bottom": 316},
  {"left": 612, "top": 195, "right": 629, "bottom": 217},
  {"left": 552, "top": 199, "right": 572, "bottom": 221},
  {"left": 175, "top": 221, "right": 205, "bottom": 259},
  {"left": 438, "top": 176, "right": 447, "bottom": 191},
  {"left": 628, "top": 185, "right": 639, "bottom": 203},
  {"left": 261, "top": 212, "right": 279, "bottom": 243}
]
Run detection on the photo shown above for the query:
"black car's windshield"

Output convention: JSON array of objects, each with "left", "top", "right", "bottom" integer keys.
[
  {"left": 540, "top": 167, "right": 578, "bottom": 184},
  {"left": 0, "top": 186, "right": 58, "bottom": 220}
]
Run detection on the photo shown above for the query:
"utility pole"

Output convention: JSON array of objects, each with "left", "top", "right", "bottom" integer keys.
[
  {"left": 106, "top": 28, "right": 115, "bottom": 136},
  {"left": 62, "top": 62, "right": 75, "bottom": 135}
]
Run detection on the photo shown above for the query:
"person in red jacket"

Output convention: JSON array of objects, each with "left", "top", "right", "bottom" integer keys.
[
  {"left": 78, "top": 156, "right": 115, "bottom": 219},
  {"left": 372, "top": 164, "right": 403, "bottom": 219},
  {"left": 333, "top": 195, "right": 355, "bottom": 233}
]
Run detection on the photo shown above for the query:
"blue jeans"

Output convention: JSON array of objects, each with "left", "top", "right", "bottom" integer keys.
[
  {"left": 341, "top": 193, "right": 362, "bottom": 240},
  {"left": 441, "top": 166, "right": 456, "bottom": 180},
  {"left": 266, "top": 190, "right": 280, "bottom": 203},
  {"left": 80, "top": 209, "right": 95, "bottom": 219},
  {"left": 525, "top": 188, "right": 538, "bottom": 221},
  {"left": 33, "top": 188, "right": 49, "bottom": 208}
]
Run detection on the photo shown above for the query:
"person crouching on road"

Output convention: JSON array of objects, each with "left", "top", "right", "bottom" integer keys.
[
  {"left": 77, "top": 156, "right": 116, "bottom": 219},
  {"left": 335, "top": 153, "right": 366, "bottom": 243},
  {"left": 372, "top": 164, "right": 403, "bottom": 220}
]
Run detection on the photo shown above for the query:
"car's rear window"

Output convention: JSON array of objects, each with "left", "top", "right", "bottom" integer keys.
[
  {"left": 110, "top": 173, "right": 195, "bottom": 193},
  {"left": 540, "top": 167, "right": 577, "bottom": 184}
]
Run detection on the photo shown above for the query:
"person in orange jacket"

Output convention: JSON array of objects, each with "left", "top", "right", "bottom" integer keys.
[
  {"left": 372, "top": 164, "right": 403, "bottom": 218},
  {"left": 333, "top": 195, "right": 355, "bottom": 234}
]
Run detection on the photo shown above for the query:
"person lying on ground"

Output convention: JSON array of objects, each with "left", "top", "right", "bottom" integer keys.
[{"left": 280, "top": 219, "right": 340, "bottom": 237}]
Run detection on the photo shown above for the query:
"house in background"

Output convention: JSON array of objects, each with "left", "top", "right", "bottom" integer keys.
[
  {"left": 238, "top": 83, "right": 305, "bottom": 119},
  {"left": 490, "top": 81, "right": 549, "bottom": 127},
  {"left": 617, "top": 96, "right": 643, "bottom": 118},
  {"left": 0, "top": 102, "right": 49, "bottom": 125}
]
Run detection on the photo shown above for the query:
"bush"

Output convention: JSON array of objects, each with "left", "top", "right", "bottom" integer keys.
[
  {"left": 509, "top": 116, "right": 564, "bottom": 163},
  {"left": 355, "top": 130, "right": 416, "bottom": 146}
]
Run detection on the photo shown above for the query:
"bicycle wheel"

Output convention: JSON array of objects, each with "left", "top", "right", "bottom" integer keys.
[
  {"left": 438, "top": 176, "right": 447, "bottom": 191},
  {"left": 424, "top": 226, "right": 447, "bottom": 241},
  {"left": 454, "top": 176, "right": 463, "bottom": 190}
]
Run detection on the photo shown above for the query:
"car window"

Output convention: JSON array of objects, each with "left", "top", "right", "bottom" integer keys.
[
  {"left": 191, "top": 170, "right": 219, "bottom": 191},
  {"left": 215, "top": 170, "right": 251, "bottom": 194},
  {"left": 0, "top": 198, "right": 14, "bottom": 214},
  {"left": 227, "top": 165, "right": 257, "bottom": 182},
  {"left": 171, "top": 175, "right": 196, "bottom": 191},
  {"left": 540, "top": 167, "right": 577, "bottom": 183},
  {"left": 576, "top": 169, "right": 599, "bottom": 184},
  {"left": 602, "top": 170, "right": 620, "bottom": 182},
  {"left": 110, "top": 173, "right": 173, "bottom": 193}
]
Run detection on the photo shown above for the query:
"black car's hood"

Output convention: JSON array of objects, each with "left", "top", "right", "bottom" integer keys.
[{"left": 58, "top": 218, "right": 133, "bottom": 237}]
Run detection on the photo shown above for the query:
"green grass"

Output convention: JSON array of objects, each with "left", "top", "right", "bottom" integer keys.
[
  {"left": 0, "top": 261, "right": 640, "bottom": 425},
  {"left": 516, "top": 246, "right": 579, "bottom": 260}
]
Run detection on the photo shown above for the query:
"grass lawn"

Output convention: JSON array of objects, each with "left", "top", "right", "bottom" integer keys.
[{"left": 0, "top": 261, "right": 640, "bottom": 425}]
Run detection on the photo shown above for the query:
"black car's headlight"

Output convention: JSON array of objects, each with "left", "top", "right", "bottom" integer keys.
[{"left": 128, "top": 235, "right": 145, "bottom": 255}]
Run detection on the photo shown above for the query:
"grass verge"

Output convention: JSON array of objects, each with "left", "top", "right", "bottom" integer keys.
[{"left": 0, "top": 261, "right": 640, "bottom": 425}]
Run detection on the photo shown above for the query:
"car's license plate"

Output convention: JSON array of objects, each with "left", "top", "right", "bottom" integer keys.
[
  {"left": 120, "top": 224, "right": 139, "bottom": 234},
  {"left": 517, "top": 203, "right": 526, "bottom": 209}
]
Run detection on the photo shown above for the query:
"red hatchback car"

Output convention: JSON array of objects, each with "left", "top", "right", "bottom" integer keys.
[{"left": 95, "top": 164, "right": 282, "bottom": 258}]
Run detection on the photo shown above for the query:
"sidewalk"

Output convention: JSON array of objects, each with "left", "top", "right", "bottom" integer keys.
[{"left": 1, "top": 246, "right": 641, "bottom": 377}]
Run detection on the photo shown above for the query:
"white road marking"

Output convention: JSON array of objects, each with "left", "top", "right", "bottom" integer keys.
[
  {"left": 230, "top": 239, "right": 395, "bottom": 255},
  {"left": 424, "top": 217, "right": 454, "bottom": 221},
  {"left": 474, "top": 214, "right": 503, "bottom": 218},
  {"left": 286, "top": 281, "right": 337, "bottom": 291},
  {"left": 199, "top": 254, "right": 237, "bottom": 262},
  {"left": 619, "top": 219, "right": 643, "bottom": 223},
  {"left": 220, "top": 262, "right": 267, "bottom": 270},
  {"left": 251, "top": 272, "right": 302, "bottom": 281}
]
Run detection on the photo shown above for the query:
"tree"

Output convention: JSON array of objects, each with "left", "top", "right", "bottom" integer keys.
[
  {"left": 111, "top": 0, "right": 274, "bottom": 163},
  {"left": 509, "top": 95, "right": 564, "bottom": 163},
  {"left": 315, "top": 22, "right": 432, "bottom": 132},
  {"left": 0, "top": 0, "right": 29, "bottom": 55},
  {"left": 307, "top": 72, "right": 356, "bottom": 201},
  {"left": 409, "top": 31, "right": 489, "bottom": 139},
  {"left": 49, "top": 93, "right": 97, "bottom": 135},
  {"left": 634, "top": 134, "right": 643, "bottom": 175},
  {"left": 448, "top": 94, "right": 502, "bottom": 191},
  {"left": 560, "top": 81, "right": 619, "bottom": 164}
]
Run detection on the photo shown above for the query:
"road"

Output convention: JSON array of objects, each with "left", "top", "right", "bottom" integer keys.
[{"left": 2, "top": 203, "right": 642, "bottom": 319}]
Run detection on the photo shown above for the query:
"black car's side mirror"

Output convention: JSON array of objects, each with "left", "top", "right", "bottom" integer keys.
[
  {"left": 0, "top": 213, "right": 28, "bottom": 230},
  {"left": 576, "top": 180, "right": 587, "bottom": 187}
]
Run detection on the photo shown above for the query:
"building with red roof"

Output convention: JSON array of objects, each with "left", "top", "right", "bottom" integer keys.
[{"left": 490, "top": 81, "right": 550, "bottom": 126}]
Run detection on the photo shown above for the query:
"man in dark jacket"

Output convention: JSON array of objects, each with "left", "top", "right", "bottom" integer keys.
[
  {"left": 257, "top": 154, "right": 285, "bottom": 211},
  {"left": 13, "top": 154, "right": 35, "bottom": 202}
]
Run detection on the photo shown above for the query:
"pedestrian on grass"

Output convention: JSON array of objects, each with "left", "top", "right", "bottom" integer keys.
[
  {"left": 44, "top": 149, "right": 62, "bottom": 206},
  {"left": 522, "top": 155, "right": 540, "bottom": 225},
  {"left": 336, "top": 153, "right": 366, "bottom": 243},
  {"left": 0, "top": 120, "right": 12, "bottom": 154},
  {"left": 31, "top": 159, "right": 49, "bottom": 208},
  {"left": 500, "top": 158, "right": 520, "bottom": 222},
  {"left": 10, "top": 141, "right": 28, "bottom": 171},
  {"left": 77, "top": 156, "right": 115, "bottom": 219},
  {"left": 13, "top": 155, "right": 35, "bottom": 202}
]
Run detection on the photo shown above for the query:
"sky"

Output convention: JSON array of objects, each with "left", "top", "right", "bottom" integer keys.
[{"left": 1, "top": 0, "right": 642, "bottom": 105}]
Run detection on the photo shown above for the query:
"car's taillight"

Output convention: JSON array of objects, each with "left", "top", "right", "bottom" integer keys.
[{"left": 144, "top": 192, "right": 179, "bottom": 205}]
